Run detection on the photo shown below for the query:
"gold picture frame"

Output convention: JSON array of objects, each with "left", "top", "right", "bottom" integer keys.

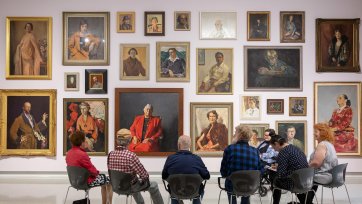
[
  {"left": 280, "top": 11, "right": 305, "bottom": 43},
  {"left": 276, "top": 120, "right": 307, "bottom": 154},
  {"left": 247, "top": 11, "right": 270, "bottom": 41},
  {"left": 117, "top": 12, "right": 135, "bottom": 33},
  {"left": 174, "top": 11, "right": 191, "bottom": 31},
  {"left": 289, "top": 97, "right": 307, "bottom": 116},
  {"left": 120, "top": 44, "right": 150, "bottom": 80}
]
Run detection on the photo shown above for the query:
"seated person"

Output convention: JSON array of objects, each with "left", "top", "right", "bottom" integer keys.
[
  {"left": 162, "top": 135, "right": 210, "bottom": 204},
  {"left": 108, "top": 129, "right": 164, "bottom": 204},
  {"left": 65, "top": 131, "right": 112, "bottom": 204},
  {"left": 257, "top": 128, "right": 278, "bottom": 165}
]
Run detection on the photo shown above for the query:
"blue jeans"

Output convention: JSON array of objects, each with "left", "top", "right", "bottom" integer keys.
[{"left": 225, "top": 179, "right": 250, "bottom": 204}]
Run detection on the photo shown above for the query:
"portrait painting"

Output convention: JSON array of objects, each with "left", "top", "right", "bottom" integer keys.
[
  {"left": 240, "top": 123, "right": 269, "bottom": 148},
  {"left": 280, "top": 11, "right": 305, "bottom": 43},
  {"left": 63, "top": 12, "right": 110, "bottom": 66},
  {"left": 197, "top": 48, "right": 233, "bottom": 95},
  {"left": 64, "top": 72, "right": 79, "bottom": 91},
  {"left": 200, "top": 12, "right": 237, "bottom": 40},
  {"left": 244, "top": 46, "right": 302, "bottom": 91},
  {"left": 85, "top": 69, "right": 107, "bottom": 94},
  {"left": 240, "top": 95, "right": 261, "bottom": 120},
  {"left": 314, "top": 82, "right": 361, "bottom": 156},
  {"left": 117, "top": 12, "right": 135, "bottom": 33},
  {"left": 156, "top": 42, "right": 190, "bottom": 82},
  {"left": 120, "top": 44, "right": 149, "bottom": 80},
  {"left": 247, "top": 11, "right": 270, "bottom": 41},
  {"left": 144, "top": 11, "right": 165, "bottom": 36},
  {"left": 115, "top": 88, "right": 183, "bottom": 156},
  {"left": 6, "top": 17, "right": 52, "bottom": 80},
  {"left": 316, "top": 18, "right": 360, "bottom": 72},
  {"left": 289, "top": 97, "right": 307, "bottom": 116},
  {"left": 63, "top": 98, "right": 108, "bottom": 156},
  {"left": 0, "top": 89, "right": 56, "bottom": 156},
  {"left": 276, "top": 120, "right": 307, "bottom": 153},
  {"left": 190, "top": 103, "right": 233, "bottom": 156},
  {"left": 174, "top": 11, "right": 191, "bottom": 31},
  {"left": 267, "top": 99, "right": 284, "bottom": 114}
]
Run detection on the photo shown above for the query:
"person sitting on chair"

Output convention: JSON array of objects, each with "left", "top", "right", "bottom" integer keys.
[{"left": 257, "top": 128, "right": 278, "bottom": 165}]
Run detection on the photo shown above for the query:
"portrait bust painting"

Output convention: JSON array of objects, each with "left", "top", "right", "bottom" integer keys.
[{"left": 174, "top": 11, "right": 191, "bottom": 31}]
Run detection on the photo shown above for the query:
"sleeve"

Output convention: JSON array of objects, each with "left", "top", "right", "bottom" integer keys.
[
  {"left": 197, "top": 157, "right": 210, "bottom": 180},
  {"left": 139, "top": 61, "right": 146, "bottom": 76},
  {"left": 276, "top": 150, "right": 288, "bottom": 178},
  {"left": 9, "top": 117, "right": 20, "bottom": 143},
  {"left": 150, "top": 118, "right": 163, "bottom": 141},
  {"left": 214, "top": 64, "right": 230, "bottom": 86},
  {"left": 131, "top": 155, "right": 149, "bottom": 182},
  {"left": 161, "top": 157, "right": 170, "bottom": 180},
  {"left": 130, "top": 116, "right": 138, "bottom": 138},
  {"left": 335, "top": 108, "right": 353, "bottom": 131},
  {"left": 80, "top": 154, "right": 99, "bottom": 177},
  {"left": 220, "top": 147, "right": 229, "bottom": 177}
]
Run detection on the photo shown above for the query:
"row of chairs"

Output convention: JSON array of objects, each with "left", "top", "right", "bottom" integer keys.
[{"left": 64, "top": 163, "right": 351, "bottom": 204}]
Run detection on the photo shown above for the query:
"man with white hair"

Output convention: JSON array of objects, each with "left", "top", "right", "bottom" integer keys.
[
  {"left": 108, "top": 129, "right": 164, "bottom": 204},
  {"left": 129, "top": 104, "right": 163, "bottom": 152},
  {"left": 162, "top": 135, "right": 210, "bottom": 204}
]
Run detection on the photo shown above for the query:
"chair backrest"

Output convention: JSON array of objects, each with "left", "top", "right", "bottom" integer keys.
[
  {"left": 327, "top": 163, "right": 348, "bottom": 188},
  {"left": 290, "top": 167, "right": 315, "bottom": 194},
  {"left": 229, "top": 170, "right": 261, "bottom": 197},
  {"left": 66, "top": 166, "right": 90, "bottom": 191},
  {"left": 167, "top": 174, "right": 204, "bottom": 200},
  {"left": 108, "top": 170, "right": 135, "bottom": 195}
]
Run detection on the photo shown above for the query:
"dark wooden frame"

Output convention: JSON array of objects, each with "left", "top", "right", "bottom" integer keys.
[
  {"left": 85, "top": 69, "right": 107, "bottom": 94},
  {"left": 144, "top": 11, "right": 165, "bottom": 36},
  {"left": 267, "top": 99, "right": 284, "bottom": 114}
]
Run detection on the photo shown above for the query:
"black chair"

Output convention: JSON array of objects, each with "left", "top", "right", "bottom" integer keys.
[
  {"left": 218, "top": 170, "right": 263, "bottom": 204},
  {"left": 64, "top": 166, "right": 91, "bottom": 204},
  {"left": 163, "top": 174, "right": 206, "bottom": 204}
]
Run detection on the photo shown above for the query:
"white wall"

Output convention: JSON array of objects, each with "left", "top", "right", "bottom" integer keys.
[{"left": 0, "top": 0, "right": 361, "bottom": 173}]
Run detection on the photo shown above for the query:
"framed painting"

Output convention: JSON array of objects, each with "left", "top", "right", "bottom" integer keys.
[
  {"left": 117, "top": 12, "right": 135, "bottom": 33},
  {"left": 314, "top": 82, "right": 361, "bottom": 156},
  {"left": 280, "top": 11, "right": 305, "bottom": 43},
  {"left": 316, "top": 18, "right": 360, "bottom": 72},
  {"left": 120, "top": 44, "right": 149, "bottom": 80},
  {"left": 64, "top": 72, "right": 79, "bottom": 91},
  {"left": 197, "top": 48, "right": 233, "bottom": 95},
  {"left": 289, "top": 97, "right": 307, "bottom": 116},
  {"left": 0, "top": 89, "right": 56, "bottom": 156},
  {"left": 156, "top": 42, "right": 190, "bottom": 82},
  {"left": 267, "top": 99, "right": 284, "bottom": 114},
  {"left": 240, "top": 95, "right": 261, "bottom": 120},
  {"left": 115, "top": 88, "right": 183, "bottom": 156},
  {"left": 190, "top": 103, "right": 233, "bottom": 156},
  {"left": 174, "top": 11, "right": 191, "bottom": 31},
  {"left": 241, "top": 123, "right": 269, "bottom": 140},
  {"left": 276, "top": 120, "right": 307, "bottom": 153},
  {"left": 244, "top": 46, "right": 302, "bottom": 91},
  {"left": 63, "top": 98, "right": 108, "bottom": 156},
  {"left": 200, "top": 12, "right": 237, "bottom": 40},
  {"left": 144, "top": 11, "right": 165, "bottom": 36},
  {"left": 247, "top": 11, "right": 270, "bottom": 41},
  {"left": 85, "top": 69, "right": 107, "bottom": 94},
  {"left": 6, "top": 17, "right": 52, "bottom": 80},
  {"left": 63, "top": 12, "right": 110, "bottom": 66}
]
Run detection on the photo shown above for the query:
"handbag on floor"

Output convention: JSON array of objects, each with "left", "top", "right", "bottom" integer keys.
[{"left": 73, "top": 198, "right": 90, "bottom": 204}]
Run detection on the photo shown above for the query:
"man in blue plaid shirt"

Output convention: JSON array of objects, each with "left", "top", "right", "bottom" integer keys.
[{"left": 220, "top": 125, "right": 263, "bottom": 204}]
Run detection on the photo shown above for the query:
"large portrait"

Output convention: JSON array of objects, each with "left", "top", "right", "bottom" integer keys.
[
  {"left": 316, "top": 18, "right": 360, "bottom": 72},
  {"left": 174, "top": 11, "right": 191, "bottom": 31},
  {"left": 85, "top": 69, "right": 107, "bottom": 94},
  {"left": 280, "top": 11, "right": 305, "bottom": 43},
  {"left": 64, "top": 72, "right": 79, "bottom": 91},
  {"left": 267, "top": 99, "right": 284, "bottom": 114},
  {"left": 156, "top": 42, "right": 190, "bottom": 82},
  {"left": 200, "top": 12, "right": 237, "bottom": 40},
  {"left": 117, "top": 12, "right": 135, "bottom": 33},
  {"left": 144, "top": 11, "right": 165, "bottom": 36},
  {"left": 190, "top": 103, "right": 233, "bottom": 156},
  {"left": 240, "top": 95, "right": 261, "bottom": 120},
  {"left": 6, "top": 17, "right": 52, "bottom": 80},
  {"left": 115, "top": 88, "right": 183, "bottom": 156},
  {"left": 120, "top": 44, "right": 149, "bottom": 80},
  {"left": 244, "top": 46, "right": 302, "bottom": 91},
  {"left": 197, "top": 48, "right": 233, "bottom": 95},
  {"left": 63, "top": 12, "right": 110, "bottom": 66},
  {"left": 247, "top": 11, "right": 270, "bottom": 41},
  {"left": 63, "top": 98, "right": 108, "bottom": 156},
  {"left": 276, "top": 120, "right": 307, "bottom": 153},
  {"left": 314, "top": 82, "right": 361, "bottom": 156},
  {"left": 289, "top": 97, "right": 307, "bottom": 116},
  {"left": 0, "top": 89, "right": 56, "bottom": 156}
]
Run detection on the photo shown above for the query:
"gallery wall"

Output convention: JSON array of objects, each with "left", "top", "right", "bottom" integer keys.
[{"left": 0, "top": 0, "right": 362, "bottom": 173}]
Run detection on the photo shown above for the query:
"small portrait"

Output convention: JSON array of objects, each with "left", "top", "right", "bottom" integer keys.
[
  {"left": 316, "top": 18, "right": 360, "bottom": 72},
  {"left": 63, "top": 12, "right": 110, "bottom": 66},
  {"left": 85, "top": 69, "right": 107, "bottom": 94},
  {"left": 190, "top": 103, "right": 233, "bottom": 156},
  {"left": 280, "top": 11, "right": 305, "bottom": 43},
  {"left": 247, "top": 11, "right": 270, "bottom": 41},
  {"left": 156, "top": 42, "right": 190, "bottom": 82},
  {"left": 267, "top": 99, "right": 284, "bottom": 114},
  {"left": 144, "top": 11, "right": 165, "bottom": 36},
  {"left": 289, "top": 97, "right": 307, "bottom": 116},
  {"left": 197, "top": 48, "right": 233, "bottom": 94},
  {"left": 6, "top": 17, "right": 52, "bottom": 79},
  {"left": 120, "top": 44, "right": 149, "bottom": 80},
  {"left": 117, "top": 12, "right": 135, "bottom": 33},
  {"left": 240, "top": 95, "right": 261, "bottom": 120},
  {"left": 276, "top": 121, "right": 307, "bottom": 153},
  {"left": 174, "top": 11, "right": 191, "bottom": 31},
  {"left": 240, "top": 123, "right": 270, "bottom": 148},
  {"left": 200, "top": 12, "right": 237, "bottom": 40},
  {"left": 64, "top": 72, "right": 79, "bottom": 91}
]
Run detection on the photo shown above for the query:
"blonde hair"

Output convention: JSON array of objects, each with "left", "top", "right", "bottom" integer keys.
[{"left": 314, "top": 123, "right": 335, "bottom": 143}]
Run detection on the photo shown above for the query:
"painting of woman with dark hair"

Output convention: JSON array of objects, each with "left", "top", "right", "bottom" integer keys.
[{"left": 328, "top": 29, "right": 350, "bottom": 67}]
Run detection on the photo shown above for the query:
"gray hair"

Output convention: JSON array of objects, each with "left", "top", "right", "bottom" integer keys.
[
  {"left": 178, "top": 135, "right": 191, "bottom": 150},
  {"left": 116, "top": 136, "right": 131, "bottom": 146},
  {"left": 234, "top": 124, "right": 252, "bottom": 142},
  {"left": 144, "top": 104, "right": 153, "bottom": 111}
]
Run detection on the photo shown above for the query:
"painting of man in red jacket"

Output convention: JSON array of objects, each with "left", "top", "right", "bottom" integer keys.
[{"left": 129, "top": 104, "right": 163, "bottom": 152}]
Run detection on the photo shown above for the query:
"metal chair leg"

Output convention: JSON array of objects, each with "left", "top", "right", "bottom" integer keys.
[
  {"left": 331, "top": 188, "right": 335, "bottom": 204},
  {"left": 258, "top": 193, "right": 263, "bottom": 204},
  {"left": 64, "top": 186, "right": 71, "bottom": 204},
  {"left": 321, "top": 186, "right": 324, "bottom": 204},
  {"left": 312, "top": 190, "right": 319, "bottom": 204},
  {"left": 85, "top": 190, "right": 89, "bottom": 204},
  {"left": 270, "top": 188, "right": 275, "bottom": 204},
  {"left": 218, "top": 190, "right": 223, "bottom": 204},
  {"left": 344, "top": 184, "right": 352, "bottom": 204}
]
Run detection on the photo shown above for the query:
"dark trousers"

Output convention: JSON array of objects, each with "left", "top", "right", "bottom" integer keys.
[
  {"left": 225, "top": 179, "right": 250, "bottom": 204},
  {"left": 170, "top": 184, "right": 204, "bottom": 204}
]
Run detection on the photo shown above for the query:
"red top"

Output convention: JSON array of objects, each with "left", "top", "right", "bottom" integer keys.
[{"left": 66, "top": 146, "right": 99, "bottom": 184}]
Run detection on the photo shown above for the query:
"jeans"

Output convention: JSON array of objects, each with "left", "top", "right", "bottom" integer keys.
[
  {"left": 132, "top": 181, "right": 164, "bottom": 204},
  {"left": 225, "top": 179, "right": 250, "bottom": 204}
]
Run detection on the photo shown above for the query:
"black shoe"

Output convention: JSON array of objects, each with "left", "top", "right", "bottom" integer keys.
[{"left": 287, "top": 202, "right": 300, "bottom": 204}]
